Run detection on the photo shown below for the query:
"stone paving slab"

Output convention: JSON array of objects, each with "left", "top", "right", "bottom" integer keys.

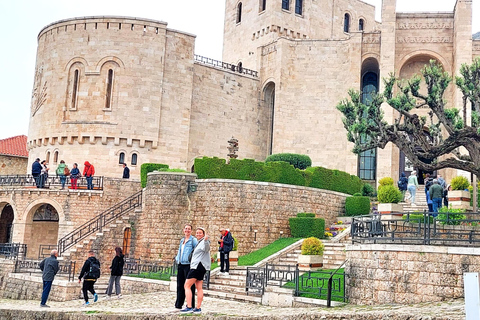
[{"left": 0, "top": 291, "right": 466, "bottom": 319}]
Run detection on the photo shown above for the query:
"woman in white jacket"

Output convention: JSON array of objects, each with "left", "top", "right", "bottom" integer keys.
[{"left": 181, "top": 227, "right": 210, "bottom": 315}]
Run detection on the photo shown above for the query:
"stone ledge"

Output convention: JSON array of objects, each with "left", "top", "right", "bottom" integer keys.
[{"left": 346, "top": 243, "right": 480, "bottom": 255}]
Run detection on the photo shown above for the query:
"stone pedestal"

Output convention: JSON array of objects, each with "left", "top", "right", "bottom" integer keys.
[
  {"left": 448, "top": 190, "right": 472, "bottom": 211},
  {"left": 297, "top": 254, "right": 323, "bottom": 271}
]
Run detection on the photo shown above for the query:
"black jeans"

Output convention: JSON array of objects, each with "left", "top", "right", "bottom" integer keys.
[
  {"left": 82, "top": 280, "right": 96, "bottom": 302},
  {"left": 220, "top": 251, "right": 230, "bottom": 272},
  {"left": 175, "top": 264, "right": 195, "bottom": 309}
]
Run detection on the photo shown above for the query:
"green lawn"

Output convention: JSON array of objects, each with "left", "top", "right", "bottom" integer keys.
[
  {"left": 238, "top": 237, "right": 300, "bottom": 266},
  {"left": 128, "top": 271, "right": 172, "bottom": 281},
  {"left": 282, "top": 268, "right": 346, "bottom": 302}
]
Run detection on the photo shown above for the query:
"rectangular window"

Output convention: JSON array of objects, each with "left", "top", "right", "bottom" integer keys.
[
  {"left": 260, "top": 0, "right": 266, "bottom": 12},
  {"left": 295, "top": 0, "right": 302, "bottom": 15},
  {"left": 282, "top": 0, "right": 289, "bottom": 10}
]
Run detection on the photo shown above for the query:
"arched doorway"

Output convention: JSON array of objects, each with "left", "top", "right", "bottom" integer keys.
[
  {"left": 27, "top": 204, "right": 59, "bottom": 258},
  {"left": 0, "top": 204, "right": 14, "bottom": 243},
  {"left": 263, "top": 82, "right": 275, "bottom": 155},
  {"left": 358, "top": 58, "right": 379, "bottom": 182}
]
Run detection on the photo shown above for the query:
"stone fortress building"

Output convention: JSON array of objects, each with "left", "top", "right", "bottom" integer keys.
[{"left": 26, "top": 0, "right": 479, "bottom": 184}]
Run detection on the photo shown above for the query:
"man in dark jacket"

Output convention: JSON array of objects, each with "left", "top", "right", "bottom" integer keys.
[
  {"left": 78, "top": 251, "right": 100, "bottom": 305},
  {"left": 39, "top": 249, "right": 59, "bottom": 307},
  {"left": 122, "top": 163, "right": 130, "bottom": 179},
  {"left": 218, "top": 228, "right": 234, "bottom": 275},
  {"left": 32, "top": 158, "right": 42, "bottom": 188},
  {"left": 430, "top": 179, "right": 444, "bottom": 213}
]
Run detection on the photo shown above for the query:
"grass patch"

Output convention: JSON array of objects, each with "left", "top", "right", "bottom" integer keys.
[
  {"left": 282, "top": 268, "right": 346, "bottom": 302},
  {"left": 238, "top": 238, "right": 300, "bottom": 266},
  {"left": 127, "top": 272, "right": 172, "bottom": 281}
]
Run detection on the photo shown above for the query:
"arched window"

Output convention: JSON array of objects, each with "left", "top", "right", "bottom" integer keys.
[
  {"left": 33, "top": 204, "right": 59, "bottom": 221},
  {"left": 263, "top": 82, "right": 275, "bottom": 155},
  {"left": 282, "top": 0, "right": 289, "bottom": 10},
  {"left": 131, "top": 153, "right": 138, "bottom": 166},
  {"left": 123, "top": 227, "right": 132, "bottom": 257},
  {"left": 237, "top": 62, "right": 243, "bottom": 73},
  {"left": 260, "top": 0, "right": 266, "bottom": 12},
  {"left": 119, "top": 152, "right": 125, "bottom": 164},
  {"left": 46, "top": 152, "right": 50, "bottom": 164},
  {"left": 236, "top": 3, "right": 242, "bottom": 23},
  {"left": 344, "top": 13, "right": 350, "bottom": 33},
  {"left": 53, "top": 151, "right": 59, "bottom": 164},
  {"left": 105, "top": 69, "right": 114, "bottom": 109},
  {"left": 359, "top": 19, "right": 364, "bottom": 31},
  {"left": 295, "top": 0, "right": 302, "bottom": 15},
  {"left": 71, "top": 69, "right": 79, "bottom": 109}
]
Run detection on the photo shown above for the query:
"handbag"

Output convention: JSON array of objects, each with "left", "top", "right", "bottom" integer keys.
[{"left": 188, "top": 238, "right": 203, "bottom": 263}]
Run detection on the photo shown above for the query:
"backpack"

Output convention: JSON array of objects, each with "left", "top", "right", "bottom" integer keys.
[
  {"left": 64, "top": 167, "right": 70, "bottom": 176},
  {"left": 87, "top": 259, "right": 101, "bottom": 279},
  {"left": 398, "top": 178, "right": 407, "bottom": 190}
]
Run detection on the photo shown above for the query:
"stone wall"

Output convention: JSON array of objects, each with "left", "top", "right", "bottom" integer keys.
[
  {"left": 0, "top": 155, "right": 27, "bottom": 175},
  {"left": 135, "top": 172, "right": 347, "bottom": 260},
  {"left": 346, "top": 243, "right": 480, "bottom": 305}
]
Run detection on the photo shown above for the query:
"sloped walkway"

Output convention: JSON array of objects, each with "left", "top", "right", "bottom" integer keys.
[{"left": 0, "top": 291, "right": 465, "bottom": 319}]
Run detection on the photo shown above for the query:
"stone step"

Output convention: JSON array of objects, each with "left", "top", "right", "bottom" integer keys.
[
  {"left": 209, "top": 278, "right": 246, "bottom": 286},
  {"left": 207, "top": 283, "right": 247, "bottom": 294},
  {"left": 212, "top": 274, "right": 244, "bottom": 281},
  {"left": 203, "top": 289, "right": 262, "bottom": 304}
]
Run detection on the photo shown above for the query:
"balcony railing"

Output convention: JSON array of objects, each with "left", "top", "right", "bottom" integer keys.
[
  {"left": 0, "top": 175, "right": 104, "bottom": 190},
  {"left": 194, "top": 54, "right": 258, "bottom": 77}
]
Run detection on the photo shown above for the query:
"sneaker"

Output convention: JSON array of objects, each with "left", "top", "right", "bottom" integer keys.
[
  {"left": 193, "top": 308, "right": 202, "bottom": 314},
  {"left": 224, "top": 272, "right": 229, "bottom": 276},
  {"left": 117, "top": 294, "right": 123, "bottom": 299},
  {"left": 105, "top": 295, "right": 111, "bottom": 300},
  {"left": 93, "top": 293, "right": 98, "bottom": 302},
  {"left": 180, "top": 307, "right": 193, "bottom": 314},
  {"left": 40, "top": 304, "right": 50, "bottom": 308},
  {"left": 83, "top": 301, "right": 90, "bottom": 306}
]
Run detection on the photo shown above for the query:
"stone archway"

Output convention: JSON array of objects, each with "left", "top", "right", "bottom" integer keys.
[
  {"left": 0, "top": 204, "right": 14, "bottom": 243},
  {"left": 263, "top": 81, "right": 275, "bottom": 155},
  {"left": 25, "top": 203, "right": 60, "bottom": 259}
]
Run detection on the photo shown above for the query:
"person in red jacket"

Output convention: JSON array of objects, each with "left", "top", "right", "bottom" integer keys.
[{"left": 83, "top": 161, "right": 95, "bottom": 190}]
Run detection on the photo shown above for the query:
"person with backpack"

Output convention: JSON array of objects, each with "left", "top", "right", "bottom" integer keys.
[
  {"left": 78, "top": 250, "right": 101, "bottom": 306},
  {"left": 398, "top": 172, "right": 408, "bottom": 202}
]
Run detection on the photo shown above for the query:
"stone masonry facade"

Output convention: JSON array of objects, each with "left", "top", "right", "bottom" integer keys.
[{"left": 0, "top": 155, "right": 27, "bottom": 175}]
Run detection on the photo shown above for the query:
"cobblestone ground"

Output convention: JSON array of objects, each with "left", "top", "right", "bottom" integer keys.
[{"left": 0, "top": 291, "right": 466, "bottom": 319}]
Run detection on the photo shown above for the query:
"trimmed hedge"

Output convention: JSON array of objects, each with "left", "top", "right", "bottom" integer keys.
[
  {"left": 140, "top": 163, "right": 169, "bottom": 188},
  {"left": 297, "top": 213, "right": 316, "bottom": 218},
  {"left": 194, "top": 157, "right": 363, "bottom": 195},
  {"left": 377, "top": 184, "right": 402, "bottom": 203},
  {"left": 345, "top": 196, "right": 370, "bottom": 216},
  {"left": 361, "top": 183, "right": 375, "bottom": 197},
  {"left": 265, "top": 153, "right": 312, "bottom": 170},
  {"left": 289, "top": 216, "right": 325, "bottom": 239}
]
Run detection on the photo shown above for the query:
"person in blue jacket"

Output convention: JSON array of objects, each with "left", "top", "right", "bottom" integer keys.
[
  {"left": 174, "top": 224, "right": 198, "bottom": 310},
  {"left": 32, "top": 158, "right": 42, "bottom": 188}
]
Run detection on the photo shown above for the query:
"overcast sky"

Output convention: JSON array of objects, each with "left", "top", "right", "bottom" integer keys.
[{"left": 0, "top": 0, "right": 478, "bottom": 140}]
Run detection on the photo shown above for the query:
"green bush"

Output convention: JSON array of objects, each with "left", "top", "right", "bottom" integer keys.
[
  {"left": 451, "top": 176, "right": 470, "bottom": 191},
  {"left": 194, "top": 157, "right": 363, "bottom": 195},
  {"left": 361, "top": 183, "right": 375, "bottom": 197},
  {"left": 378, "top": 177, "right": 394, "bottom": 187},
  {"left": 377, "top": 184, "right": 402, "bottom": 203},
  {"left": 297, "top": 213, "right": 316, "bottom": 218},
  {"left": 233, "top": 237, "right": 238, "bottom": 251},
  {"left": 301, "top": 237, "right": 324, "bottom": 255},
  {"left": 353, "top": 192, "right": 362, "bottom": 196},
  {"left": 345, "top": 196, "right": 371, "bottom": 216},
  {"left": 140, "top": 163, "right": 169, "bottom": 188},
  {"left": 289, "top": 216, "right": 325, "bottom": 238},
  {"left": 265, "top": 153, "right": 312, "bottom": 170},
  {"left": 437, "top": 207, "right": 466, "bottom": 225}
]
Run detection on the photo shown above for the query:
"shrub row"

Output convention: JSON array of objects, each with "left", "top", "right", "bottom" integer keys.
[
  {"left": 194, "top": 157, "right": 364, "bottom": 195},
  {"left": 265, "top": 153, "right": 312, "bottom": 170},
  {"left": 289, "top": 213, "right": 325, "bottom": 239},
  {"left": 140, "top": 163, "right": 169, "bottom": 188},
  {"left": 345, "top": 195, "right": 370, "bottom": 216}
]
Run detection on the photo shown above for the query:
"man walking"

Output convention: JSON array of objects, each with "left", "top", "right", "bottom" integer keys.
[
  {"left": 218, "top": 228, "right": 234, "bottom": 275},
  {"left": 78, "top": 250, "right": 100, "bottom": 306},
  {"left": 122, "top": 163, "right": 130, "bottom": 179},
  {"left": 429, "top": 179, "right": 444, "bottom": 213},
  {"left": 39, "top": 249, "right": 59, "bottom": 307}
]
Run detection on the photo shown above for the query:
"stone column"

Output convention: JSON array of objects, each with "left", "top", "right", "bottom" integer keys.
[{"left": 134, "top": 172, "right": 197, "bottom": 261}]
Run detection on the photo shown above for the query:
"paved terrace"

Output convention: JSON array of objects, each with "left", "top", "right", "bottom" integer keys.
[{"left": 0, "top": 291, "right": 465, "bottom": 319}]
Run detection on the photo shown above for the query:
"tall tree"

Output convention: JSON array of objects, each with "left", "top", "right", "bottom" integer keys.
[{"left": 337, "top": 58, "right": 480, "bottom": 176}]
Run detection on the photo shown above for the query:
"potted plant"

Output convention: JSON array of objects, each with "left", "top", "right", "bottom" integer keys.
[
  {"left": 297, "top": 237, "right": 324, "bottom": 271},
  {"left": 376, "top": 177, "right": 403, "bottom": 217},
  {"left": 448, "top": 176, "right": 472, "bottom": 210}
]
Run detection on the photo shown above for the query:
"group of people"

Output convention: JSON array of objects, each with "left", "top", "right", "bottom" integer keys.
[
  {"left": 398, "top": 171, "right": 450, "bottom": 213},
  {"left": 31, "top": 158, "right": 95, "bottom": 190},
  {"left": 39, "top": 248, "right": 125, "bottom": 307}
]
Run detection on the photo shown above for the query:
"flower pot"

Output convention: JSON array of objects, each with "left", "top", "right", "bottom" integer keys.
[
  {"left": 297, "top": 254, "right": 323, "bottom": 271},
  {"left": 448, "top": 190, "right": 472, "bottom": 211}
]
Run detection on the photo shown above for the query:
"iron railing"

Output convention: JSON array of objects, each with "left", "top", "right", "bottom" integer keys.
[
  {"left": 0, "top": 243, "right": 27, "bottom": 260},
  {"left": 246, "top": 263, "right": 347, "bottom": 305},
  {"left": 194, "top": 54, "right": 259, "bottom": 77},
  {"left": 0, "top": 174, "right": 104, "bottom": 190},
  {"left": 38, "top": 244, "right": 58, "bottom": 259},
  {"left": 57, "top": 191, "right": 142, "bottom": 255},
  {"left": 15, "top": 259, "right": 76, "bottom": 281},
  {"left": 351, "top": 212, "right": 480, "bottom": 246}
]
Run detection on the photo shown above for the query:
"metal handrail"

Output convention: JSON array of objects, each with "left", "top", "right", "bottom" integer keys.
[
  {"left": 15, "top": 259, "right": 76, "bottom": 281},
  {"left": 57, "top": 191, "right": 142, "bottom": 255},
  {"left": 194, "top": 54, "right": 259, "bottom": 77},
  {"left": 327, "top": 260, "right": 348, "bottom": 308},
  {"left": 0, "top": 174, "right": 104, "bottom": 190}
]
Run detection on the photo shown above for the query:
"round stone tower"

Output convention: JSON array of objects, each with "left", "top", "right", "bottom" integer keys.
[{"left": 27, "top": 16, "right": 196, "bottom": 178}]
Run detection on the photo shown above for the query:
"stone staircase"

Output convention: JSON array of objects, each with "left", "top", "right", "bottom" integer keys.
[{"left": 401, "top": 185, "right": 429, "bottom": 212}]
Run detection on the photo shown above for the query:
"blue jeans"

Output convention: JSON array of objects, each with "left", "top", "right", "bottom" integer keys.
[
  {"left": 60, "top": 175, "right": 66, "bottom": 188},
  {"left": 86, "top": 176, "right": 93, "bottom": 190},
  {"left": 408, "top": 185, "right": 416, "bottom": 204},
  {"left": 41, "top": 280, "right": 53, "bottom": 305},
  {"left": 432, "top": 198, "right": 443, "bottom": 212}
]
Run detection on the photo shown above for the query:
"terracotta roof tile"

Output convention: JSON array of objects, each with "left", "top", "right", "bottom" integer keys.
[{"left": 0, "top": 135, "right": 28, "bottom": 157}]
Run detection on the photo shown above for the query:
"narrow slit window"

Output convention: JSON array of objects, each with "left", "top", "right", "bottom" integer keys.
[
  {"left": 46, "top": 152, "right": 50, "bottom": 164},
  {"left": 131, "top": 24, "right": 134, "bottom": 31},
  {"left": 119, "top": 23, "right": 122, "bottom": 30},
  {"left": 260, "top": 0, "right": 266, "bottom": 11},
  {"left": 282, "top": 0, "right": 289, "bottom": 10},
  {"left": 344, "top": 14, "right": 350, "bottom": 33},
  {"left": 107, "top": 22, "right": 110, "bottom": 29},
  {"left": 131, "top": 153, "right": 138, "bottom": 166},
  {"left": 237, "top": 2, "right": 242, "bottom": 23},
  {"left": 71, "top": 69, "right": 79, "bottom": 109},
  {"left": 359, "top": 19, "right": 364, "bottom": 31},
  {"left": 53, "top": 151, "right": 58, "bottom": 164},
  {"left": 105, "top": 69, "right": 114, "bottom": 109},
  {"left": 119, "top": 152, "right": 125, "bottom": 164}
]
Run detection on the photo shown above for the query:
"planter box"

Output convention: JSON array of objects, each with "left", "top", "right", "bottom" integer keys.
[
  {"left": 297, "top": 254, "right": 323, "bottom": 271},
  {"left": 378, "top": 203, "right": 403, "bottom": 220},
  {"left": 448, "top": 190, "right": 472, "bottom": 211},
  {"left": 217, "top": 251, "right": 239, "bottom": 267}
]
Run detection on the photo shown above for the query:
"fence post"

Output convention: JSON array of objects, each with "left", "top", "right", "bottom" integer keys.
[
  {"left": 327, "top": 276, "right": 333, "bottom": 307},
  {"left": 295, "top": 264, "right": 299, "bottom": 297}
]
